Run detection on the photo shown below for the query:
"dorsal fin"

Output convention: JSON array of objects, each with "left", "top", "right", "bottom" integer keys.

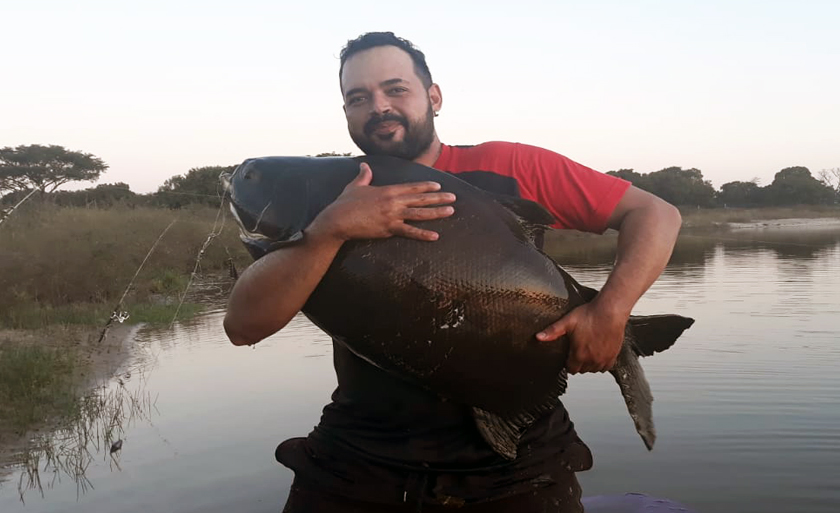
[{"left": 488, "top": 193, "right": 557, "bottom": 245}]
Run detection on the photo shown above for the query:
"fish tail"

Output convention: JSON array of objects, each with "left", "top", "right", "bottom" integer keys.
[
  {"left": 627, "top": 314, "right": 695, "bottom": 357},
  {"left": 609, "top": 342, "right": 656, "bottom": 450},
  {"left": 611, "top": 314, "right": 695, "bottom": 450}
]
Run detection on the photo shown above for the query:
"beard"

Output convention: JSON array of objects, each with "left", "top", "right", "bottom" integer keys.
[{"left": 350, "top": 104, "right": 435, "bottom": 161}]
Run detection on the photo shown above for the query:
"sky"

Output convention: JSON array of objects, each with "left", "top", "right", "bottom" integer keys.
[{"left": 2, "top": 0, "right": 839, "bottom": 194}]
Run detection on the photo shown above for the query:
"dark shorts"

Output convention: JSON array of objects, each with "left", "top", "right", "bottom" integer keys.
[
  {"left": 282, "top": 474, "right": 584, "bottom": 513},
  {"left": 277, "top": 438, "right": 590, "bottom": 513}
]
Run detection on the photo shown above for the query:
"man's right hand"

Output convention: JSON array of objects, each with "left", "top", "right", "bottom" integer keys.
[{"left": 307, "top": 162, "right": 457, "bottom": 242}]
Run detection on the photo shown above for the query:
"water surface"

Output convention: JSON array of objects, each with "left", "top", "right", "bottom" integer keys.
[{"left": 2, "top": 228, "right": 839, "bottom": 512}]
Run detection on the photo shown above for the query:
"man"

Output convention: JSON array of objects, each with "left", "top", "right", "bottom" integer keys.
[{"left": 224, "top": 32, "right": 682, "bottom": 512}]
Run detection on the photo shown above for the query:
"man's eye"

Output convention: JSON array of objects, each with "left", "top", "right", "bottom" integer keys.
[
  {"left": 388, "top": 87, "right": 407, "bottom": 94},
  {"left": 347, "top": 96, "right": 366, "bottom": 106}
]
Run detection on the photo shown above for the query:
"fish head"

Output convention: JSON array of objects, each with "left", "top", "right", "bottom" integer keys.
[{"left": 221, "top": 157, "right": 315, "bottom": 259}]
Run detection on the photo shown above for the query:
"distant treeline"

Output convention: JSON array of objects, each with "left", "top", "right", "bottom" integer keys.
[
  {"left": 2, "top": 144, "right": 838, "bottom": 209},
  {"left": 8, "top": 164, "right": 838, "bottom": 211},
  {"left": 607, "top": 166, "right": 840, "bottom": 208}
]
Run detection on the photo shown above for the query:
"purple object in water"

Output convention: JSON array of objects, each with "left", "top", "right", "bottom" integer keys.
[{"left": 581, "top": 493, "right": 698, "bottom": 512}]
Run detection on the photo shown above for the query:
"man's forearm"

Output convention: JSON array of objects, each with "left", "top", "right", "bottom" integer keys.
[
  {"left": 595, "top": 197, "right": 682, "bottom": 318},
  {"left": 223, "top": 229, "right": 344, "bottom": 346}
]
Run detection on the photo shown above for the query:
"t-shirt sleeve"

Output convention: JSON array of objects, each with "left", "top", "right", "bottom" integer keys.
[{"left": 510, "top": 143, "right": 631, "bottom": 233}]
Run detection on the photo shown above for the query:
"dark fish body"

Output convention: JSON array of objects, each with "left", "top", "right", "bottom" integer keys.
[{"left": 222, "top": 155, "right": 694, "bottom": 459}]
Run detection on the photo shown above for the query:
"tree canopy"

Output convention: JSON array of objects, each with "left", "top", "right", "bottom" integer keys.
[
  {"left": 0, "top": 144, "right": 108, "bottom": 194},
  {"left": 609, "top": 165, "right": 836, "bottom": 207},
  {"left": 763, "top": 167, "right": 836, "bottom": 206},
  {"left": 150, "top": 165, "right": 236, "bottom": 208},
  {"left": 607, "top": 166, "right": 716, "bottom": 207}
]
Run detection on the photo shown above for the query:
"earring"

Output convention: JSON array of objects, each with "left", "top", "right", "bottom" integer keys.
[{"left": 434, "top": 111, "right": 440, "bottom": 117}]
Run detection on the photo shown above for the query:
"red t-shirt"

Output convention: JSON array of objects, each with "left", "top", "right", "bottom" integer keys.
[{"left": 433, "top": 141, "right": 630, "bottom": 233}]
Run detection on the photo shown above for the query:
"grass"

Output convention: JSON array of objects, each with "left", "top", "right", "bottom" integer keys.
[
  {"left": 0, "top": 301, "right": 206, "bottom": 330},
  {"left": 0, "top": 344, "right": 79, "bottom": 435},
  {"left": 0, "top": 201, "right": 250, "bottom": 318}
]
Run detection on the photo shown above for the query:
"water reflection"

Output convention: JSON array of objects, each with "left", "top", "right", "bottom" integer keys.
[{"left": 14, "top": 371, "right": 158, "bottom": 504}]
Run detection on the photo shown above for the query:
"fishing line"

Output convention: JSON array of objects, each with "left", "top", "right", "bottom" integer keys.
[
  {"left": 96, "top": 218, "right": 178, "bottom": 344},
  {"left": 168, "top": 189, "right": 229, "bottom": 329}
]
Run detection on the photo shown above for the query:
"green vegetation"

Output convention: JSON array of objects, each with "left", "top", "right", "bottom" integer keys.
[
  {"left": 0, "top": 344, "right": 78, "bottom": 434},
  {"left": 0, "top": 202, "right": 249, "bottom": 327}
]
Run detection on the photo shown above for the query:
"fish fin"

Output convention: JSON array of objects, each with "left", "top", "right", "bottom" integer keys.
[
  {"left": 487, "top": 193, "right": 557, "bottom": 244},
  {"left": 471, "top": 371, "right": 567, "bottom": 460},
  {"left": 609, "top": 342, "right": 656, "bottom": 450},
  {"left": 490, "top": 194, "right": 557, "bottom": 226},
  {"left": 627, "top": 314, "right": 695, "bottom": 357}
]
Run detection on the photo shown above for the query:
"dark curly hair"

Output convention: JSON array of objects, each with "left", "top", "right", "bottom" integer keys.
[{"left": 339, "top": 32, "right": 433, "bottom": 89}]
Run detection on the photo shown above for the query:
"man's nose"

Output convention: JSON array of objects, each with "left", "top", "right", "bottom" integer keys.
[{"left": 370, "top": 91, "right": 392, "bottom": 115}]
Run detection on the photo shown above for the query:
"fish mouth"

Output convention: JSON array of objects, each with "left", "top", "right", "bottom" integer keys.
[{"left": 228, "top": 201, "right": 279, "bottom": 247}]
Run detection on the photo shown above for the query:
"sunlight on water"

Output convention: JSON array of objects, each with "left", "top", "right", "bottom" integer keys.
[{"left": 1, "top": 229, "right": 839, "bottom": 513}]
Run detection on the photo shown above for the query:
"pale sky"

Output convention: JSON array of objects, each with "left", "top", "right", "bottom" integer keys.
[{"left": 2, "top": 0, "right": 838, "bottom": 194}]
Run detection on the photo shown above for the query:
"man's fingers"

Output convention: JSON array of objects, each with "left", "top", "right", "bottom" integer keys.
[
  {"left": 393, "top": 223, "right": 440, "bottom": 241},
  {"left": 348, "top": 163, "right": 373, "bottom": 188},
  {"left": 566, "top": 357, "right": 583, "bottom": 375},
  {"left": 402, "top": 206, "right": 455, "bottom": 221},
  {"left": 400, "top": 192, "right": 457, "bottom": 207},
  {"left": 536, "top": 319, "right": 569, "bottom": 342},
  {"left": 382, "top": 181, "right": 443, "bottom": 196}
]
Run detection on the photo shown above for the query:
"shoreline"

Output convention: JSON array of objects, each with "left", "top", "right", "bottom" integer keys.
[
  {"left": 727, "top": 217, "right": 840, "bottom": 230},
  {"left": 0, "top": 322, "right": 139, "bottom": 473}
]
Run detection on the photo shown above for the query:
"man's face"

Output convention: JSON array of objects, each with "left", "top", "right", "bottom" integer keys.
[{"left": 340, "top": 45, "right": 439, "bottom": 160}]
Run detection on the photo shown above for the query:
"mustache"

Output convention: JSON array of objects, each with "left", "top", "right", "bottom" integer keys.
[{"left": 364, "top": 113, "right": 408, "bottom": 135}]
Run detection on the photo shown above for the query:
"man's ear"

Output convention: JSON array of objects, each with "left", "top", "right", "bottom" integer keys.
[{"left": 428, "top": 83, "right": 443, "bottom": 113}]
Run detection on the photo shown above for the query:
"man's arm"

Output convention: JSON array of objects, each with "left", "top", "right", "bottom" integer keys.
[
  {"left": 536, "top": 185, "right": 682, "bottom": 374},
  {"left": 223, "top": 163, "right": 456, "bottom": 346}
]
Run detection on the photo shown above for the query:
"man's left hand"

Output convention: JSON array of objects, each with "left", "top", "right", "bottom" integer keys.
[{"left": 536, "top": 302, "right": 627, "bottom": 374}]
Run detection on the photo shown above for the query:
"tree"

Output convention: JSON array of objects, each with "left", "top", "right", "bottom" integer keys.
[
  {"left": 606, "top": 169, "right": 647, "bottom": 189},
  {"left": 152, "top": 165, "right": 236, "bottom": 208},
  {"left": 52, "top": 182, "right": 137, "bottom": 208},
  {"left": 0, "top": 144, "right": 107, "bottom": 194},
  {"left": 764, "top": 166, "right": 835, "bottom": 205},
  {"left": 717, "top": 180, "right": 764, "bottom": 207},
  {"left": 314, "top": 151, "right": 354, "bottom": 157},
  {"left": 642, "top": 167, "right": 716, "bottom": 207},
  {"left": 818, "top": 168, "right": 840, "bottom": 203}
]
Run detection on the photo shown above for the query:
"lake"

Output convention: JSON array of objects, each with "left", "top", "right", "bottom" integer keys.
[{"left": 1, "top": 225, "right": 839, "bottom": 512}]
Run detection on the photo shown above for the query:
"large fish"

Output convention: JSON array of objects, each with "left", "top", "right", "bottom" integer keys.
[{"left": 221, "top": 155, "right": 694, "bottom": 460}]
